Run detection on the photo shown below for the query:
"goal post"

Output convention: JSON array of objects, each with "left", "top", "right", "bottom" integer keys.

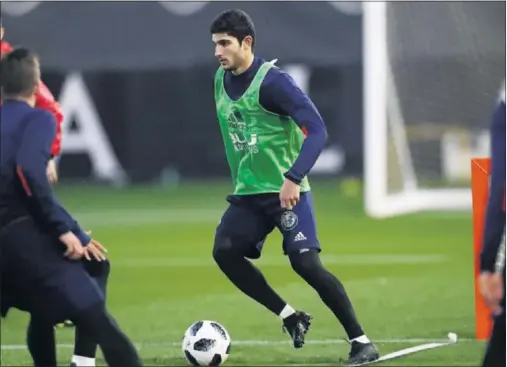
[{"left": 362, "top": 2, "right": 505, "bottom": 218}]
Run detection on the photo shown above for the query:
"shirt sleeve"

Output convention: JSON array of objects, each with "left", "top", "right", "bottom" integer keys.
[
  {"left": 480, "top": 99, "right": 506, "bottom": 272},
  {"left": 16, "top": 110, "right": 90, "bottom": 245},
  {"left": 259, "top": 69, "right": 328, "bottom": 184}
]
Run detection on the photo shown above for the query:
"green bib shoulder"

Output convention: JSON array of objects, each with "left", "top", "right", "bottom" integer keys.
[{"left": 214, "top": 62, "right": 310, "bottom": 195}]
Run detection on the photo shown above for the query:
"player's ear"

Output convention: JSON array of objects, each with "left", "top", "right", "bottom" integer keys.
[
  {"left": 28, "top": 83, "right": 38, "bottom": 100},
  {"left": 242, "top": 36, "right": 253, "bottom": 50}
]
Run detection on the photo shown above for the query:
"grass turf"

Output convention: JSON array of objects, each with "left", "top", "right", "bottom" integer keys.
[{"left": 0, "top": 180, "right": 486, "bottom": 366}]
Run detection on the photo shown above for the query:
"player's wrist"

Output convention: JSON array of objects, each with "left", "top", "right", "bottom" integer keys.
[
  {"left": 479, "top": 257, "right": 495, "bottom": 273},
  {"left": 75, "top": 228, "right": 92, "bottom": 247},
  {"left": 55, "top": 225, "right": 72, "bottom": 239},
  {"left": 284, "top": 171, "right": 302, "bottom": 185}
]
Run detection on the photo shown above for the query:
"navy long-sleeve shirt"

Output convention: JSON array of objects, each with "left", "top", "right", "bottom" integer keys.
[
  {"left": 222, "top": 57, "right": 328, "bottom": 184},
  {"left": 0, "top": 100, "right": 90, "bottom": 245},
  {"left": 480, "top": 89, "right": 506, "bottom": 273}
]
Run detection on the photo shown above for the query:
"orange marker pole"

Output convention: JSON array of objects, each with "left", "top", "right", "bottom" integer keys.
[{"left": 471, "top": 157, "right": 493, "bottom": 340}]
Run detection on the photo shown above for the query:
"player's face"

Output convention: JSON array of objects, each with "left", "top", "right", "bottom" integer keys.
[{"left": 212, "top": 33, "right": 251, "bottom": 71}]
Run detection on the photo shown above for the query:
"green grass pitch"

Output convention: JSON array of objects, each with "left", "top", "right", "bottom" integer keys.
[{"left": 0, "top": 180, "right": 487, "bottom": 366}]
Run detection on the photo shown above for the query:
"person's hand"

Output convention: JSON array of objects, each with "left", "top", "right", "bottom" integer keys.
[
  {"left": 47, "top": 158, "right": 58, "bottom": 184},
  {"left": 59, "top": 232, "right": 85, "bottom": 260},
  {"left": 280, "top": 178, "right": 300, "bottom": 210},
  {"left": 84, "top": 238, "right": 108, "bottom": 262},
  {"left": 479, "top": 272, "right": 504, "bottom": 315}
]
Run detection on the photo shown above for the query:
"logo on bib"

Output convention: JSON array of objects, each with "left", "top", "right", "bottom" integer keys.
[{"left": 280, "top": 211, "right": 298, "bottom": 231}]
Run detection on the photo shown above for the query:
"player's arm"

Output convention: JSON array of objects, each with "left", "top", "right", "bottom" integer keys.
[
  {"left": 36, "top": 80, "right": 63, "bottom": 157},
  {"left": 16, "top": 111, "right": 91, "bottom": 246},
  {"left": 480, "top": 97, "right": 506, "bottom": 273},
  {"left": 260, "top": 69, "right": 328, "bottom": 184}
]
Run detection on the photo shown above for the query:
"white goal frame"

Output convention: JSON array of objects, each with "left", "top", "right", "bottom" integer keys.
[{"left": 362, "top": 2, "right": 472, "bottom": 219}]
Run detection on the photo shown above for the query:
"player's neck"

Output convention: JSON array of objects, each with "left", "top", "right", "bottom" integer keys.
[
  {"left": 4, "top": 95, "right": 36, "bottom": 107},
  {"left": 232, "top": 54, "right": 254, "bottom": 76}
]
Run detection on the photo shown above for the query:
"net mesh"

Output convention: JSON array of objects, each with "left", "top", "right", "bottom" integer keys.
[{"left": 385, "top": 2, "right": 505, "bottom": 193}]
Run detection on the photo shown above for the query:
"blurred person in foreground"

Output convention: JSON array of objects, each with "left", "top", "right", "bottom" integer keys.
[
  {"left": 479, "top": 81, "right": 506, "bottom": 367},
  {"left": 1, "top": 24, "right": 113, "bottom": 367},
  {"left": 0, "top": 47, "right": 142, "bottom": 367},
  {"left": 209, "top": 9, "right": 379, "bottom": 365}
]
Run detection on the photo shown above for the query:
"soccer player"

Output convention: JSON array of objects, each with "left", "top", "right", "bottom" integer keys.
[
  {"left": 479, "top": 81, "right": 506, "bottom": 367},
  {"left": 209, "top": 9, "right": 379, "bottom": 365},
  {"left": 0, "top": 47, "right": 142, "bottom": 367},
  {"left": 2, "top": 23, "right": 112, "bottom": 366},
  {"left": 1, "top": 25, "right": 112, "bottom": 367}
]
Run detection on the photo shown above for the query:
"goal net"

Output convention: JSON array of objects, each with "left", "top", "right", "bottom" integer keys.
[{"left": 363, "top": 2, "right": 505, "bottom": 218}]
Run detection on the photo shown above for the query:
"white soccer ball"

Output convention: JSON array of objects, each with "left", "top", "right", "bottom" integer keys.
[{"left": 182, "top": 320, "right": 231, "bottom": 366}]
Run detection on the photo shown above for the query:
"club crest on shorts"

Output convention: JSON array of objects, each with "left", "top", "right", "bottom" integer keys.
[{"left": 280, "top": 211, "right": 298, "bottom": 231}]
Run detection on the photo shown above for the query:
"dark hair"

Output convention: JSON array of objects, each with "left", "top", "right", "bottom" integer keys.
[
  {"left": 0, "top": 47, "right": 39, "bottom": 98},
  {"left": 210, "top": 9, "right": 256, "bottom": 48}
]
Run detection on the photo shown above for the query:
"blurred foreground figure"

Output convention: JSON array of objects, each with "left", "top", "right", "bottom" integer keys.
[
  {"left": 0, "top": 47, "right": 142, "bottom": 367},
  {"left": 479, "top": 82, "right": 506, "bottom": 367},
  {"left": 1, "top": 23, "right": 116, "bottom": 367}
]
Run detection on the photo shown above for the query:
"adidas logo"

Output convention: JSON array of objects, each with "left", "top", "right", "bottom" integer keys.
[{"left": 294, "top": 232, "right": 307, "bottom": 242}]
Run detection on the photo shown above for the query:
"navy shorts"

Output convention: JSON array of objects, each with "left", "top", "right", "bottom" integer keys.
[
  {"left": 0, "top": 218, "right": 104, "bottom": 324},
  {"left": 215, "top": 192, "right": 321, "bottom": 259}
]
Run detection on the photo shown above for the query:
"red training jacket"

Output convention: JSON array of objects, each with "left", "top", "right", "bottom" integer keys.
[{"left": 1, "top": 40, "right": 63, "bottom": 157}]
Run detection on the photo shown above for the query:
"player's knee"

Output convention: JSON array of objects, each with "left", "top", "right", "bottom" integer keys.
[
  {"left": 212, "top": 236, "right": 236, "bottom": 263},
  {"left": 289, "top": 248, "right": 324, "bottom": 280},
  {"left": 28, "top": 314, "right": 52, "bottom": 329}
]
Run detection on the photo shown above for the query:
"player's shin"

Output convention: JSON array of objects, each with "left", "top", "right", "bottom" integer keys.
[
  {"left": 72, "top": 260, "right": 111, "bottom": 366},
  {"left": 71, "top": 303, "right": 142, "bottom": 367},
  {"left": 289, "top": 250, "right": 368, "bottom": 341},
  {"left": 27, "top": 315, "right": 57, "bottom": 367},
  {"left": 212, "top": 236, "right": 289, "bottom": 316},
  {"left": 289, "top": 250, "right": 378, "bottom": 362}
]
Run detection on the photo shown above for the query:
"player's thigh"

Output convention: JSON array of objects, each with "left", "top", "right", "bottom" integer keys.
[
  {"left": 1, "top": 218, "right": 61, "bottom": 287},
  {"left": 83, "top": 257, "right": 111, "bottom": 279},
  {"left": 482, "top": 312, "right": 506, "bottom": 367},
  {"left": 271, "top": 192, "right": 321, "bottom": 255},
  {"left": 0, "top": 219, "right": 104, "bottom": 323},
  {"left": 214, "top": 200, "right": 273, "bottom": 259}
]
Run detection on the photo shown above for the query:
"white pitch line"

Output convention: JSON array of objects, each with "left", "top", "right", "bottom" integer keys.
[
  {"left": 1, "top": 337, "right": 479, "bottom": 351},
  {"left": 73, "top": 208, "right": 222, "bottom": 227}
]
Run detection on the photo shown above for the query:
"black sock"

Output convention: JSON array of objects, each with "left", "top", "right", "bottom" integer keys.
[
  {"left": 289, "top": 250, "right": 365, "bottom": 340},
  {"left": 213, "top": 237, "right": 287, "bottom": 316},
  {"left": 71, "top": 303, "right": 141, "bottom": 367},
  {"left": 74, "top": 271, "right": 109, "bottom": 358},
  {"left": 27, "top": 316, "right": 57, "bottom": 367}
]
